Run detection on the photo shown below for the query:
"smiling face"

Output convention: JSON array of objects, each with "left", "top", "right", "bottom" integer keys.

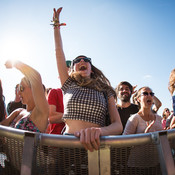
[
  {"left": 118, "top": 84, "right": 132, "bottom": 102},
  {"left": 137, "top": 87, "right": 154, "bottom": 109},
  {"left": 72, "top": 56, "right": 92, "bottom": 78}
]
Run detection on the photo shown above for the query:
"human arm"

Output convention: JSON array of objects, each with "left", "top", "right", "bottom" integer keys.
[
  {"left": 49, "top": 105, "right": 63, "bottom": 123},
  {"left": 5, "top": 60, "right": 49, "bottom": 132},
  {"left": 53, "top": 7, "right": 69, "bottom": 85},
  {"left": 170, "top": 116, "right": 175, "bottom": 129},
  {"left": 47, "top": 89, "right": 64, "bottom": 123},
  {"left": 152, "top": 96, "right": 162, "bottom": 113},
  {"left": 0, "top": 108, "right": 24, "bottom": 126}
]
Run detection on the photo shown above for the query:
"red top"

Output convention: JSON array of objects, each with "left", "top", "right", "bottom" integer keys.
[{"left": 47, "top": 88, "right": 65, "bottom": 134}]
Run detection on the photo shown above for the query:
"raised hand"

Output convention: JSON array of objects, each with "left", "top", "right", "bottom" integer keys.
[
  {"left": 5, "top": 60, "right": 13, "bottom": 69},
  {"left": 144, "top": 120, "right": 155, "bottom": 133}
]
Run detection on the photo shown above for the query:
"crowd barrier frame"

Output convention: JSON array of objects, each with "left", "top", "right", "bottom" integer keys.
[{"left": 0, "top": 125, "right": 175, "bottom": 175}]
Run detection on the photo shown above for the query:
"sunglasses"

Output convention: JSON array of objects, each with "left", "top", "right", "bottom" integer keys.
[
  {"left": 18, "top": 84, "right": 25, "bottom": 92},
  {"left": 72, "top": 57, "right": 91, "bottom": 66},
  {"left": 140, "top": 92, "right": 154, "bottom": 97},
  {"left": 166, "top": 109, "right": 170, "bottom": 112}
]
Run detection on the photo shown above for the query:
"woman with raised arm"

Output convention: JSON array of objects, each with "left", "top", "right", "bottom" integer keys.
[
  {"left": 123, "top": 86, "right": 163, "bottom": 135},
  {"left": 53, "top": 7, "right": 122, "bottom": 152},
  {"left": 123, "top": 86, "right": 163, "bottom": 172},
  {"left": 0, "top": 60, "right": 49, "bottom": 133}
]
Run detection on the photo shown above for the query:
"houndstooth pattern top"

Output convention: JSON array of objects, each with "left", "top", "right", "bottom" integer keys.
[{"left": 61, "top": 77, "right": 114, "bottom": 127}]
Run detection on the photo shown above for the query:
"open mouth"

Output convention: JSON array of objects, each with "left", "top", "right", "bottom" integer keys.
[
  {"left": 147, "top": 99, "right": 152, "bottom": 104},
  {"left": 79, "top": 65, "right": 87, "bottom": 71}
]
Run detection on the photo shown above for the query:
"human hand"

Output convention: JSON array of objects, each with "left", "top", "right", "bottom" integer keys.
[
  {"left": 5, "top": 60, "right": 13, "bottom": 69},
  {"left": 144, "top": 120, "right": 155, "bottom": 133},
  {"left": 74, "top": 127, "right": 101, "bottom": 152},
  {"left": 132, "top": 85, "right": 137, "bottom": 94},
  {"left": 170, "top": 124, "right": 175, "bottom": 129},
  {"left": 53, "top": 7, "right": 62, "bottom": 21}
]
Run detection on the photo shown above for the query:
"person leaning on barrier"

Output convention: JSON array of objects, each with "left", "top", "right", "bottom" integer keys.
[
  {"left": 123, "top": 86, "right": 163, "bottom": 135},
  {"left": 123, "top": 86, "right": 163, "bottom": 171},
  {"left": 52, "top": 7, "right": 123, "bottom": 152},
  {"left": 0, "top": 60, "right": 49, "bottom": 133}
]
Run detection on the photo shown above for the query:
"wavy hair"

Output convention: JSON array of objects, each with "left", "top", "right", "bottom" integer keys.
[
  {"left": 70, "top": 63, "right": 116, "bottom": 98},
  {"left": 168, "top": 68, "right": 175, "bottom": 95}
]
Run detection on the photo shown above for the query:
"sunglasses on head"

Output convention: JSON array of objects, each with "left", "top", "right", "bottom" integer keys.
[
  {"left": 72, "top": 57, "right": 91, "bottom": 66},
  {"left": 18, "top": 84, "right": 25, "bottom": 92},
  {"left": 140, "top": 92, "right": 154, "bottom": 97}
]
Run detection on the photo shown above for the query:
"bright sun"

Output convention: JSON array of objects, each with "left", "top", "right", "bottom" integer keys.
[{"left": 0, "top": 36, "right": 31, "bottom": 104}]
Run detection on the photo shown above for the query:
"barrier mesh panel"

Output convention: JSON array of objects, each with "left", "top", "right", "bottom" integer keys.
[
  {"left": 34, "top": 145, "right": 88, "bottom": 175},
  {"left": 110, "top": 144, "right": 161, "bottom": 175},
  {"left": 168, "top": 138, "right": 175, "bottom": 164},
  {"left": 0, "top": 136, "right": 24, "bottom": 175}
]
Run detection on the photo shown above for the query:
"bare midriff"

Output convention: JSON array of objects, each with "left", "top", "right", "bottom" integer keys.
[{"left": 64, "top": 119, "right": 100, "bottom": 134}]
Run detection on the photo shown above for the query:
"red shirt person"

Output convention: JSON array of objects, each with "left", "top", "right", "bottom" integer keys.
[{"left": 47, "top": 88, "right": 65, "bottom": 134}]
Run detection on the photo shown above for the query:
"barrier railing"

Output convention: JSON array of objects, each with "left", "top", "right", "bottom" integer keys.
[{"left": 0, "top": 125, "right": 175, "bottom": 175}]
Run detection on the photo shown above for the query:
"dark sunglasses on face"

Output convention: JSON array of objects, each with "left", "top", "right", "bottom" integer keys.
[
  {"left": 18, "top": 85, "right": 25, "bottom": 92},
  {"left": 72, "top": 57, "right": 91, "bottom": 66},
  {"left": 140, "top": 92, "right": 154, "bottom": 97},
  {"left": 166, "top": 109, "right": 170, "bottom": 112}
]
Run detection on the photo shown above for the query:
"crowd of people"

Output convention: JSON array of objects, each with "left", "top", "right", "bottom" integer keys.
[{"left": 0, "top": 7, "right": 175, "bottom": 153}]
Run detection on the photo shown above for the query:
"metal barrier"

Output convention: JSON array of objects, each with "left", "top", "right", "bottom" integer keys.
[{"left": 0, "top": 125, "right": 175, "bottom": 175}]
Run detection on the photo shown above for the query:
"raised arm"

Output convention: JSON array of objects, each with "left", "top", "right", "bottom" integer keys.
[
  {"left": 5, "top": 60, "right": 49, "bottom": 131},
  {"left": 53, "top": 7, "right": 69, "bottom": 85},
  {"left": 152, "top": 95, "right": 162, "bottom": 113}
]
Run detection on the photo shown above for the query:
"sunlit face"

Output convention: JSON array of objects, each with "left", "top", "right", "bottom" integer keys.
[
  {"left": 73, "top": 57, "right": 92, "bottom": 77},
  {"left": 138, "top": 87, "right": 154, "bottom": 108},
  {"left": 118, "top": 84, "right": 131, "bottom": 102},
  {"left": 18, "top": 80, "right": 34, "bottom": 111}
]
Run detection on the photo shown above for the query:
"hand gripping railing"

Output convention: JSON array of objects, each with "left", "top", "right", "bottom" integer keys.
[{"left": 0, "top": 125, "right": 175, "bottom": 175}]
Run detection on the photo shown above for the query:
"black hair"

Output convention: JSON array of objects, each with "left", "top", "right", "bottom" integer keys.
[{"left": 115, "top": 81, "right": 133, "bottom": 94}]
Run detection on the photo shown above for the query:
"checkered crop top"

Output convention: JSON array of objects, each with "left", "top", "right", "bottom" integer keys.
[{"left": 61, "top": 77, "right": 114, "bottom": 127}]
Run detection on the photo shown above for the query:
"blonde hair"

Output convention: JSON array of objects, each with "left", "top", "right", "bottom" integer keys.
[
  {"left": 21, "top": 77, "right": 31, "bottom": 88},
  {"left": 168, "top": 68, "right": 175, "bottom": 95}
]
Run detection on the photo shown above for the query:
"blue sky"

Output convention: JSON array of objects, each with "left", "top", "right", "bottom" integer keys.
[{"left": 0, "top": 0, "right": 174, "bottom": 115}]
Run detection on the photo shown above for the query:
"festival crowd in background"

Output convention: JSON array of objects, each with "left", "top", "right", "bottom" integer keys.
[{"left": 0, "top": 7, "right": 175, "bottom": 153}]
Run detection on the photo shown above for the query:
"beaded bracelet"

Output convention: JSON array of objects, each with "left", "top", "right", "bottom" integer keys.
[{"left": 50, "top": 19, "right": 66, "bottom": 29}]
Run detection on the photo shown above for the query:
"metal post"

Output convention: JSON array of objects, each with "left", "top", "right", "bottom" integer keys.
[
  {"left": 153, "top": 131, "right": 175, "bottom": 175},
  {"left": 88, "top": 150, "right": 100, "bottom": 175},
  {"left": 20, "top": 132, "right": 37, "bottom": 175},
  {"left": 99, "top": 146, "right": 111, "bottom": 175}
]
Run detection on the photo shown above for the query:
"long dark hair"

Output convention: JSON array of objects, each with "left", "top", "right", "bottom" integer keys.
[
  {"left": 0, "top": 80, "right": 6, "bottom": 121},
  {"left": 70, "top": 59, "right": 116, "bottom": 98}
]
